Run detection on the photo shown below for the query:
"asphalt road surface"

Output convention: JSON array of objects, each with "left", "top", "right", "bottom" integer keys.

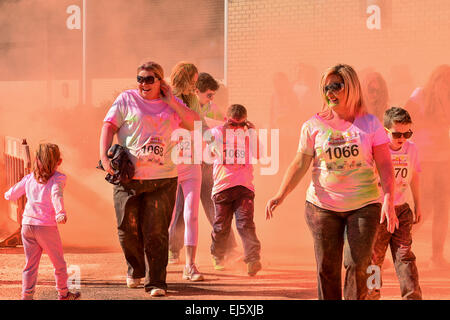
[{"left": 1, "top": 242, "right": 449, "bottom": 301}]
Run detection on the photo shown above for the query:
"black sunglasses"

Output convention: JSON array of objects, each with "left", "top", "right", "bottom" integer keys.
[
  {"left": 137, "top": 75, "right": 159, "bottom": 84},
  {"left": 386, "top": 128, "right": 413, "bottom": 139},
  {"left": 324, "top": 82, "right": 344, "bottom": 93}
]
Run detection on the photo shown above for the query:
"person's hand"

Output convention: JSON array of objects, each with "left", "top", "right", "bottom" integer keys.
[
  {"left": 101, "top": 156, "right": 114, "bottom": 175},
  {"left": 56, "top": 214, "right": 67, "bottom": 224},
  {"left": 380, "top": 196, "right": 398, "bottom": 233},
  {"left": 265, "top": 195, "right": 283, "bottom": 220},
  {"left": 160, "top": 80, "right": 174, "bottom": 105},
  {"left": 245, "top": 120, "right": 256, "bottom": 130},
  {"left": 413, "top": 206, "right": 422, "bottom": 224}
]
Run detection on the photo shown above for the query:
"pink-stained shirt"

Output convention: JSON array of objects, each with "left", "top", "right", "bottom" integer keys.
[
  {"left": 104, "top": 89, "right": 182, "bottom": 180},
  {"left": 388, "top": 140, "right": 421, "bottom": 206},
  {"left": 4, "top": 172, "right": 67, "bottom": 226},
  {"left": 209, "top": 125, "right": 256, "bottom": 196},
  {"left": 298, "top": 113, "right": 390, "bottom": 212}
]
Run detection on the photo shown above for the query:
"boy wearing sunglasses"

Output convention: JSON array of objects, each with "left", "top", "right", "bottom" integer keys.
[{"left": 368, "top": 106, "right": 422, "bottom": 300}]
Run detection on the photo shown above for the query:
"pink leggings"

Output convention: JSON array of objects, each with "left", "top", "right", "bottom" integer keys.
[{"left": 21, "top": 225, "right": 68, "bottom": 299}]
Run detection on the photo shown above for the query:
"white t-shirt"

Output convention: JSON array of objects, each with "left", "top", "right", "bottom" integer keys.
[
  {"left": 298, "top": 113, "right": 390, "bottom": 212},
  {"left": 103, "top": 89, "right": 182, "bottom": 180},
  {"left": 389, "top": 140, "right": 421, "bottom": 206},
  {"left": 209, "top": 125, "right": 255, "bottom": 196}
]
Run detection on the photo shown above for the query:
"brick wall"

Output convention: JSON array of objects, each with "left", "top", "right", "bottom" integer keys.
[{"left": 227, "top": 0, "right": 450, "bottom": 126}]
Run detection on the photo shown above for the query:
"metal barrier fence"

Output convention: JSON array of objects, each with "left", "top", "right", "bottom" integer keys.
[{"left": 0, "top": 136, "right": 31, "bottom": 247}]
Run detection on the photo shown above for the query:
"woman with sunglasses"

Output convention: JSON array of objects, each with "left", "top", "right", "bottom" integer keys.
[
  {"left": 167, "top": 62, "right": 205, "bottom": 281},
  {"left": 99, "top": 61, "right": 200, "bottom": 297},
  {"left": 404, "top": 64, "right": 450, "bottom": 270},
  {"left": 266, "top": 63, "right": 398, "bottom": 300}
]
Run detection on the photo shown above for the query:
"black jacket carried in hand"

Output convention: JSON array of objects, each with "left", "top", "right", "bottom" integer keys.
[{"left": 97, "top": 144, "right": 135, "bottom": 185}]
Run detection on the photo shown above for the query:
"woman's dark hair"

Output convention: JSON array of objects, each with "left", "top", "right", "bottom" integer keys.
[{"left": 196, "top": 72, "right": 219, "bottom": 93}]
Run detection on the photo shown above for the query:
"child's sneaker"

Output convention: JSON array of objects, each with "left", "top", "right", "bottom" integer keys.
[
  {"left": 247, "top": 260, "right": 262, "bottom": 276},
  {"left": 212, "top": 256, "right": 225, "bottom": 271},
  {"left": 126, "top": 277, "right": 141, "bottom": 288},
  {"left": 58, "top": 291, "right": 81, "bottom": 300},
  {"left": 183, "top": 264, "right": 204, "bottom": 281},
  {"left": 149, "top": 288, "right": 166, "bottom": 297}
]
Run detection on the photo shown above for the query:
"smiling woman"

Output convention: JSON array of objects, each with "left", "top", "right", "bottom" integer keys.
[
  {"left": 136, "top": 62, "right": 164, "bottom": 101},
  {"left": 98, "top": 60, "right": 199, "bottom": 297},
  {"left": 266, "top": 63, "right": 398, "bottom": 300}
]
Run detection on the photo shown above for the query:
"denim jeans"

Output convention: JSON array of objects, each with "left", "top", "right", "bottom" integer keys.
[
  {"left": 113, "top": 178, "right": 177, "bottom": 291},
  {"left": 371, "top": 203, "right": 422, "bottom": 299},
  {"left": 304, "top": 201, "right": 381, "bottom": 300},
  {"left": 211, "top": 186, "right": 261, "bottom": 263},
  {"left": 169, "top": 162, "right": 237, "bottom": 254}
]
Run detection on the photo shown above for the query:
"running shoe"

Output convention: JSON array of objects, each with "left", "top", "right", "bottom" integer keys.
[
  {"left": 183, "top": 264, "right": 204, "bottom": 281},
  {"left": 126, "top": 277, "right": 141, "bottom": 288},
  {"left": 150, "top": 288, "right": 166, "bottom": 297},
  {"left": 212, "top": 256, "right": 225, "bottom": 271}
]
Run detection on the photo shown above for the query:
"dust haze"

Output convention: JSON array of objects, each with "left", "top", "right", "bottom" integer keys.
[{"left": 0, "top": 0, "right": 449, "bottom": 271}]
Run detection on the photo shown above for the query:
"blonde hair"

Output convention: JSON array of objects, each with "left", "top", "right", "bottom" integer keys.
[
  {"left": 136, "top": 61, "right": 164, "bottom": 80},
  {"left": 170, "top": 62, "right": 198, "bottom": 97},
  {"left": 33, "top": 143, "right": 61, "bottom": 184},
  {"left": 319, "top": 64, "right": 366, "bottom": 119}
]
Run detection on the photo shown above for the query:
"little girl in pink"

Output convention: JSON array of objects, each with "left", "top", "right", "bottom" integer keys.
[{"left": 4, "top": 143, "right": 80, "bottom": 300}]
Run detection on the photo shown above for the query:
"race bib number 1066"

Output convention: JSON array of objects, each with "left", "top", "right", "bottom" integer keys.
[{"left": 322, "top": 131, "right": 363, "bottom": 171}]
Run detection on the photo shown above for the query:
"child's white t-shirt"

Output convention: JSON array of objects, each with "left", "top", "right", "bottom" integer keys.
[
  {"left": 298, "top": 113, "right": 389, "bottom": 212},
  {"left": 4, "top": 172, "right": 66, "bottom": 226},
  {"left": 104, "top": 89, "right": 182, "bottom": 180},
  {"left": 209, "top": 125, "right": 255, "bottom": 196},
  {"left": 388, "top": 140, "right": 421, "bottom": 206}
]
